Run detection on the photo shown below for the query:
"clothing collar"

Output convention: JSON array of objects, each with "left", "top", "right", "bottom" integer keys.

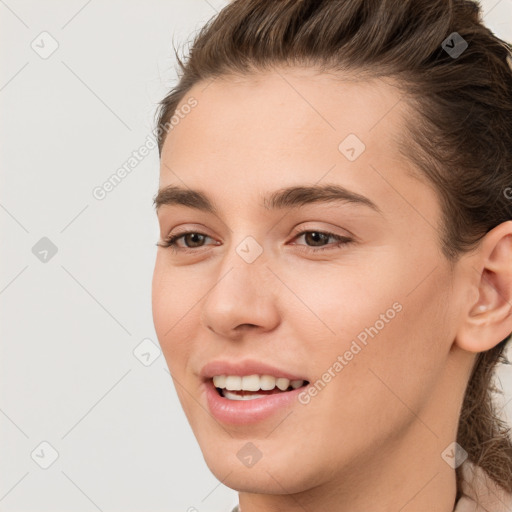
[{"left": 454, "top": 461, "right": 512, "bottom": 512}]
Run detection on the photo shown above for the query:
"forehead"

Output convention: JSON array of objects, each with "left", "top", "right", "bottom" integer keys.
[
  {"left": 164, "top": 67, "right": 408, "bottom": 159},
  {"left": 158, "top": 67, "right": 436, "bottom": 224}
]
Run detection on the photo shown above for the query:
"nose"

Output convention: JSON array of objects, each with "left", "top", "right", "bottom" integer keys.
[{"left": 200, "top": 244, "right": 281, "bottom": 339}]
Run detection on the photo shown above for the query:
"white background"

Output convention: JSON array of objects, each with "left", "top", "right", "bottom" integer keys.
[{"left": 1, "top": 1, "right": 511, "bottom": 511}]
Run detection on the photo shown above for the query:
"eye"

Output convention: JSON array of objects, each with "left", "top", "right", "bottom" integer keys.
[
  {"left": 156, "top": 229, "right": 353, "bottom": 254},
  {"left": 156, "top": 231, "right": 216, "bottom": 253},
  {"left": 289, "top": 230, "right": 354, "bottom": 253}
]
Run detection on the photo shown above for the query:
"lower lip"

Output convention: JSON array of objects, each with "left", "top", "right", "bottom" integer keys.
[{"left": 203, "top": 378, "right": 307, "bottom": 425}]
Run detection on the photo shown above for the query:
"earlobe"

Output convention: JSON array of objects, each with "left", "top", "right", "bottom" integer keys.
[{"left": 455, "top": 221, "right": 512, "bottom": 354}]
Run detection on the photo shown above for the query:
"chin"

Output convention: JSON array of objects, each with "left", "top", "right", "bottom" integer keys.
[
  {"left": 209, "top": 465, "right": 309, "bottom": 495},
  {"left": 200, "top": 446, "right": 321, "bottom": 495}
]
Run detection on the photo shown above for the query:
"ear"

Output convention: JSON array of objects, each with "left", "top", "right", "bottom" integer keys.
[{"left": 455, "top": 220, "right": 512, "bottom": 354}]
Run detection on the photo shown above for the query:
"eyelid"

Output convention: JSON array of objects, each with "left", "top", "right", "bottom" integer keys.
[
  {"left": 289, "top": 222, "right": 354, "bottom": 240},
  {"left": 157, "top": 225, "right": 354, "bottom": 254},
  {"left": 157, "top": 229, "right": 216, "bottom": 251},
  {"left": 158, "top": 223, "right": 214, "bottom": 243}
]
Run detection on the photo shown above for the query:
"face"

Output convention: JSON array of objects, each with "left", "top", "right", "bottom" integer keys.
[{"left": 152, "top": 67, "right": 467, "bottom": 495}]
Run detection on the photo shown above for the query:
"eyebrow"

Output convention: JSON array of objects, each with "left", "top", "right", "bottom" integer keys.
[{"left": 153, "top": 183, "right": 382, "bottom": 215}]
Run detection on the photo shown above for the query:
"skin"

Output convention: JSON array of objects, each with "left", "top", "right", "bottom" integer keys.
[{"left": 151, "top": 67, "right": 512, "bottom": 512}]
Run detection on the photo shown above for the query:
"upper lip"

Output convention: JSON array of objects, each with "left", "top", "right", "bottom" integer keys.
[{"left": 200, "top": 359, "right": 308, "bottom": 382}]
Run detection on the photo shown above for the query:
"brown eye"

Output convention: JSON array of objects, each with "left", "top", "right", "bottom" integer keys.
[
  {"left": 157, "top": 231, "right": 215, "bottom": 251},
  {"left": 181, "top": 233, "right": 207, "bottom": 248},
  {"left": 302, "top": 231, "right": 331, "bottom": 247},
  {"left": 291, "top": 230, "right": 353, "bottom": 252}
]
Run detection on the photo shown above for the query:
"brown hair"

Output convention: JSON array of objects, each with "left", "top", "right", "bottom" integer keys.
[{"left": 154, "top": 0, "right": 512, "bottom": 498}]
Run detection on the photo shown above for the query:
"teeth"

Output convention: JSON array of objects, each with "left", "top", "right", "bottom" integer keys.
[
  {"left": 212, "top": 375, "right": 227, "bottom": 388},
  {"left": 260, "top": 375, "right": 276, "bottom": 390},
  {"left": 225, "top": 376, "right": 242, "bottom": 390},
  {"left": 223, "top": 390, "right": 268, "bottom": 401},
  {"left": 212, "top": 374, "right": 305, "bottom": 392},
  {"left": 276, "top": 377, "right": 290, "bottom": 391},
  {"left": 242, "top": 375, "right": 260, "bottom": 391}
]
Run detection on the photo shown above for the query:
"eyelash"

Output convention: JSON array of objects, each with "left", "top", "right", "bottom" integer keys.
[{"left": 157, "top": 229, "right": 354, "bottom": 255}]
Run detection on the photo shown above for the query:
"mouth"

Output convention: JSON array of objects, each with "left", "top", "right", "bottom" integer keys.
[
  {"left": 203, "top": 373, "right": 312, "bottom": 425},
  {"left": 210, "top": 375, "right": 310, "bottom": 401}
]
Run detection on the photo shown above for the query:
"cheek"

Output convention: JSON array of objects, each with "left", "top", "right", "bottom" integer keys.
[
  {"left": 291, "top": 254, "right": 451, "bottom": 432},
  {"left": 280, "top": 257, "right": 404, "bottom": 348},
  {"left": 152, "top": 257, "right": 199, "bottom": 327},
  {"left": 151, "top": 260, "right": 198, "bottom": 366}
]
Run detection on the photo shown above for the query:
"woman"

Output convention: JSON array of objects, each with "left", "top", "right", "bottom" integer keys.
[{"left": 151, "top": 1, "right": 512, "bottom": 510}]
